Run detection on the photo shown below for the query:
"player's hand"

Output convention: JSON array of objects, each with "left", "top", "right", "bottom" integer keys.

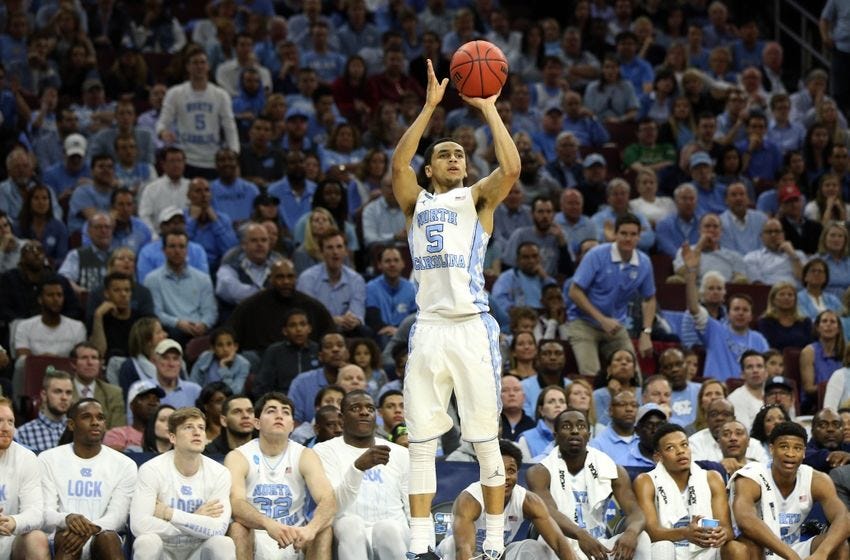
[
  {"left": 685, "top": 516, "right": 714, "bottom": 547},
  {"left": 266, "top": 521, "right": 301, "bottom": 549},
  {"left": 610, "top": 529, "right": 638, "bottom": 560},
  {"left": 195, "top": 499, "right": 224, "bottom": 518},
  {"left": 461, "top": 91, "right": 500, "bottom": 111},
  {"left": 65, "top": 513, "right": 99, "bottom": 536},
  {"left": 425, "top": 59, "right": 448, "bottom": 109},
  {"left": 575, "top": 530, "right": 611, "bottom": 560},
  {"left": 293, "top": 524, "right": 317, "bottom": 550},
  {"left": 153, "top": 500, "right": 173, "bottom": 521},
  {"left": 597, "top": 316, "right": 621, "bottom": 336},
  {"left": 354, "top": 444, "right": 391, "bottom": 471},
  {"left": 0, "top": 509, "right": 15, "bottom": 536},
  {"left": 57, "top": 529, "right": 88, "bottom": 555}
]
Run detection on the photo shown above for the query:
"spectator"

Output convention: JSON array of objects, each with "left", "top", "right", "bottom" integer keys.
[
  {"left": 624, "top": 118, "right": 676, "bottom": 175},
  {"left": 493, "top": 242, "right": 557, "bottom": 311},
  {"left": 756, "top": 282, "right": 814, "bottom": 351},
  {"left": 672, "top": 213, "right": 749, "bottom": 283},
  {"left": 113, "top": 135, "right": 158, "bottom": 197},
  {"left": 683, "top": 243, "right": 769, "bottom": 381},
  {"left": 136, "top": 207, "right": 210, "bottom": 283},
  {"left": 727, "top": 350, "right": 768, "bottom": 431},
  {"left": 592, "top": 178, "right": 656, "bottom": 252},
  {"left": 744, "top": 218, "right": 806, "bottom": 286},
  {"left": 657, "top": 347, "right": 701, "bottom": 426},
  {"left": 776, "top": 183, "right": 822, "bottom": 256},
  {"left": 364, "top": 246, "right": 416, "bottom": 342},
  {"left": 592, "top": 348, "right": 642, "bottom": 427},
  {"left": 216, "top": 222, "right": 282, "bottom": 307},
  {"left": 0, "top": 211, "right": 21, "bottom": 274},
  {"left": 13, "top": 368, "right": 73, "bottom": 454},
  {"left": 629, "top": 168, "right": 675, "bottom": 226},
  {"left": 207, "top": 150, "right": 258, "bottom": 225},
  {"left": 367, "top": 47, "right": 424, "bottom": 106},
  {"left": 561, "top": 91, "right": 610, "bottom": 147},
  {"left": 268, "top": 149, "right": 317, "bottom": 234},
  {"left": 157, "top": 47, "right": 240, "bottom": 178},
  {"left": 514, "top": 140, "right": 561, "bottom": 204},
  {"left": 554, "top": 189, "right": 597, "bottom": 260},
  {"left": 688, "top": 398, "right": 769, "bottom": 467},
  {"left": 519, "top": 339, "right": 567, "bottom": 417},
  {"left": 1, "top": 149, "right": 61, "bottom": 229},
  {"left": 507, "top": 331, "right": 538, "bottom": 380},
  {"left": 800, "top": 310, "right": 845, "bottom": 407},
  {"left": 503, "top": 197, "right": 572, "bottom": 278},
  {"left": 542, "top": 132, "right": 583, "bottom": 190},
  {"left": 296, "top": 230, "right": 367, "bottom": 337},
  {"left": 588, "top": 387, "right": 644, "bottom": 466},
  {"left": 560, "top": 26, "right": 602, "bottom": 92},
  {"left": 189, "top": 328, "right": 250, "bottom": 395},
  {"left": 185, "top": 177, "right": 238, "bottom": 270},
  {"left": 768, "top": 93, "right": 806, "bottom": 155},
  {"left": 719, "top": 182, "right": 769, "bottom": 255},
  {"left": 195, "top": 381, "right": 233, "bottom": 443},
  {"left": 58, "top": 212, "right": 113, "bottom": 294},
  {"left": 33, "top": 106, "right": 80, "bottom": 172},
  {"left": 16, "top": 184, "right": 68, "bottom": 267},
  {"left": 805, "top": 408, "right": 850, "bottom": 472},
  {"left": 807, "top": 174, "right": 850, "bottom": 225},
  {"left": 749, "top": 402, "right": 793, "bottom": 457},
  {"left": 117, "top": 317, "right": 167, "bottom": 396},
  {"left": 88, "top": 100, "right": 155, "bottom": 166},
  {"left": 68, "top": 342, "right": 125, "bottom": 428},
  {"left": 798, "top": 258, "right": 844, "bottom": 320},
  {"left": 138, "top": 338, "right": 202, "bottom": 410},
  {"left": 500, "top": 374, "right": 536, "bottom": 442},
  {"left": 361, "top": 175, "right": 406, "bottom": 249},
  {"left": 104, "top": 380, "right": 163, "bottom": 453},
  {"left": 517, "top": 385, "right": 568, "bottom": 462},
  {"left": 493, "top": 183, "right": 532, "bottom": 248},
  {"left": 144, "top": 231, "right": 218, "bottom": 343},
  {"left": 42, "top": 133, "right": 92, "bottom": 203},
  {"left": 238, "top": 116, "right": 285, "bottom": 191},
  {"left": 616, "top": 30, "right": 654, "bottom": 93},
  {"left": 289, "top": 332, "right": 349, "bottom": 424},
  {"left": 655, "top": 182, "right": 701, "bottom": 257},
  {"left": 819, "top": 222, "right": 850, "bottom": 298},
  {"left": 88, "top": 271, "right": 148, "bottom": 358},
  {"left": 104, "top": 188, "right": 152, "bottom": 254},
  {"left": 138, "top": 145, "right": 191, "bottom": 230},
  {"left": 141, "top": 404, "right": 174, "bottom": 454},
  {"left": 71, "top": 78, "right": 116, "bottom": 137},
  {"left": 66, "top": 153, "right": 116, "bottom": 234},
  {"left": 532, "top": 104, "right": 567, "bottom": 162},
  {"left": 585, "top": 55, "right": 639, "bottom": 123},
  {"left": 202, "top": 393, "right": 254, "bottom": 456}
]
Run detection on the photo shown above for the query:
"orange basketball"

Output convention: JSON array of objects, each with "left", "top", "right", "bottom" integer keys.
[{"left": 450, "top": 40, "right": 509, "bottom": 98}]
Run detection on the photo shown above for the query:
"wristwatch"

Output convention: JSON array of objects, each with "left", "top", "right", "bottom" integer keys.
[{"left": 641, "top": 327, "right": 652, "bottom": 336}]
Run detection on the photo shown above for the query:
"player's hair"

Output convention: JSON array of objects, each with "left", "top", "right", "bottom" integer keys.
[
  {"left": 768, "top": 420, "right": 807, "bottom": 444},
  {"left": 739, "top": 349, "right": 765, "bottom": 370},
  {"left": 314, "top": 384, "right": 345, "bottom": 408},
  {"left": 614, "top": 213, "right": 642, "bottom": 233},
  {"left": 499, "top": 439, "right": 523, "bottom": 465},
  {"left": 254, "top": 392, "right": 295, "bottom": 418},
  {"left": 341, "top": 389, "right": 372, "bottom": 412},
  {"left": 167, "top": 406, "right": 206, "bottom": 433},
  {"left": 42, "top": 367, "right": 73, "bottom": 389},
  {"left": 423, "top": 137, "right": 460, "bottom": 167},
  {"left": 378, "top": 389, "right": 403, "bottom": 408},
  {"left": 68, "top": 397, "right": 102, "bottom": 421},
  {"left": 652, "top": 422, "right": 687, "bottom": 452}
]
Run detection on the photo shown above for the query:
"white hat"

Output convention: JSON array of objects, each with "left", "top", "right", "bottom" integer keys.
[
  {"left": 64, "top": 133, "right": 87, "bottom": 157},
  {"left": 127, "top": 379, "right": 166, "bottom": 403},
  {"left": 154, "top": 338, "right": 183, "bottom": 356}
]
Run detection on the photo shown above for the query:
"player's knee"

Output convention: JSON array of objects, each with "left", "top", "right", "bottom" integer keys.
[
  {"left": 473, "top": 438, "right": 505, "bottom": 487},
  {"left": 133, "top": 534, "right": 164, "bottom": 559},
  {"left": 333, "top": 515, "right": 367, "bottom": 544},
  {"left": 371, "top": 519, "right": 408, "bottom": 545},
  {"left": 409, "top": 439, "right": 439, "bottom": 494},
  {"left": 204, "top": 535, "right": 236, "bottom": 559},
  {"left": 512, "top": 540, "right": 549, "bottom": 559},
  {"left": 650, "top": 540, "right": 676, "bottom": 557}
]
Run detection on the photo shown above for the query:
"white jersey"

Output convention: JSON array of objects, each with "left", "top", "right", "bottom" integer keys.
[
  {"left": 408, "top": 187, "right": 489, "bottom": 318},
  {"left": 236, "top": 439, "right": 308, "bottom": 527},
  {"left": 457, "top": 482, "right": 527, "bottom": 552},
  {"left": 313, "top": 437, "right": 409, "bottom": 523},
  {"left": 0, "top": 442, "right": 43, "bottom": 534},
  {"left": 130, "top": 451, "right": 231, "bottom": 544},
  {"left": 39, "top": 444, "right": 138, "bottom": 533},
  {"left": 156, "top": 81, "right": 240, "bottom": 168}
]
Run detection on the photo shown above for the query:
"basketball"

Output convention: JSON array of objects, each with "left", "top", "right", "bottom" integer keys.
[{"left": 450, "top": 40, "right": 509, "bottom": 98}]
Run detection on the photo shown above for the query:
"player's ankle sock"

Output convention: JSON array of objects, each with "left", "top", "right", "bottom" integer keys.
[
  {"left": 482, "top": 513, "right": 505, "bottom": 553},
  {"left": 409, "top": 516, "right": 434, "bottom": 553}
]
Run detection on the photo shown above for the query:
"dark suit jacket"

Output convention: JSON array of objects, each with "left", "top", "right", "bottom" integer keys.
[
  {"left": 73, "top": 378, "right": 126, "bottom": 429},
  {"left": 781, "top": 215, "right": 823, "bottom": 256}
]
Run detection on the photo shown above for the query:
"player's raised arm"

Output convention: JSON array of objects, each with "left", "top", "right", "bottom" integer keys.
[
  {"left": 465, "top": 93, "right": 521, "bottom": 210},
  {"left": 391, "top": 59, "right": 447, "bottom": 217}
]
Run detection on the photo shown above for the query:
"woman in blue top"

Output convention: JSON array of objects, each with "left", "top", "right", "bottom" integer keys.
[
  {"left": 516, "top": 385, "right": 568, "bottom": 462},
  {"left": 16, "top": 184, "right": 68, "bottom": 267},
  {"left": 592, "top": 348, "right": 642, "bottom": 426},
  {"left": 584, "top": 55, "right": 639, "bottom": 124},
  {"left": 798, "top": 258, "right": 844, "bottom": 320},
  {"left": 800, "top": 309, "right": 845, "bottom": 409},
  {"left": 819, "top": 221, "right": 850, "bottom": 298},
  {"left": 756, "top": 282, "right": 814, "bottom": 351},
  {"left": 318, "top": 122, "right": 367, "bottom": 172}
]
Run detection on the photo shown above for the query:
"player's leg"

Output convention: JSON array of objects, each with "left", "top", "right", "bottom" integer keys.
[
  {"left": 132, "top": 533, "right": 165, "bottom": 560},
  {"left": 599, "top": 531, "right": 652, "bottom": 560},
  {"left": 731, "top": 535, "right": 762, "bottom": 559},
  {"left": 228, "top": 520, "right": 254, "bottom": 560},
  {"left": 53, "top": 530, "right": 87, "bottom": 560},
  {"left": 502, "top": 540, "right": 551, "bottom": 559},
  {"left": 370, "top": 518, "right": 410, "bottom": 559},
  {"left": 11, "top": 530, "right": 50, "bottom": 559},
  {"left": 334, "top": 515, "right": 369, "bottom": 560},
  {"left": 804, "top": 533, "right": 849, "bottom": 560},
  {"left": 253, "top": 528, "right": 301, "bottom": 560},
  {"left": 90, "top": 531, "right": 123, "bottom": 560},
  {"left": 649, "top": 540, "right": 677, "bottom": 559},
  {"left": 305, "top": 525, "right": 332, "bottom": 560},
  {"left": 193, "top": 535, "right": 236, "bottom": 560},
  {"left": 721, "top": 538, "right": 749, "bottom": 560},
  {"left": 565, "top": 318, "right": 605, "bottom": 376}
]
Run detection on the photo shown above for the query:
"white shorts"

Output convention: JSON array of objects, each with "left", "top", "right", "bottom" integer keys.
[
  {"left": 255, "top": 530, "right": 303, "bottom": 560},
  {"left": 405, "top": 313, "right": 502, "bottom": 442},
  {"left": 788, "top": 539, "right": 814, "bottom": 558},
  {"left": 0, "top": 535, "right": 12, "bottom": 558}
]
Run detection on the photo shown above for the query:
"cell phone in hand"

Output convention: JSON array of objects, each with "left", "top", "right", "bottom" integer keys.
[{"left": 699, "top": 518, "right": 720, "bottom": 528}]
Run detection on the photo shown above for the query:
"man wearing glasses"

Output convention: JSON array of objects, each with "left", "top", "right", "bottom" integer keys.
[{"left": 743, "top": 215, "right": 806, "bottom": 285}]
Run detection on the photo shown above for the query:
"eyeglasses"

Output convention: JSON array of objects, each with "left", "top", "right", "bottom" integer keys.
[{"left": 763, "top": 229, "right": 783, "bottom": 234}]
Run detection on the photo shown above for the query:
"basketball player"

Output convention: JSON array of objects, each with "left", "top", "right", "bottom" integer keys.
[
  {"left": 225, "top": 392, "right": 336, "bottom": 560},
  {"left": 0, "top": 396, "right": 50, "bottom": 558},
  {"left": 730, "top": 421, "right": 850, "bottom": 559},
  {"left": 633, "top": 423, "right": 746, "bottom": 560},
  {"left": 313, "top": 390, "right": 410, "bottom": 559},
  {"left": 526, "top": 409, "right": 651, "bottom": 560},
  {"left": 130, "top": 406, "right": 236, "bottom": 559},
  {"left": 391, "top": 58, "right": 521, "bottom": 559},
  {"left": 438, "top": 439, "right": 575, "bottom": 559},
  {"left": 39, "top": 398, "right": 138, "bottom": 559}
]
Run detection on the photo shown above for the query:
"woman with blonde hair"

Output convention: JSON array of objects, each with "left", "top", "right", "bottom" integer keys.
[
  {"left": 565, "top": 378, "right": 604, "bottom": 436},
  {"left": 800, "top": 309, "right": 845, "bottom": 408},
  {"left": 118, "top": 316, "right": 169, "bottom": 395},
  {"left": 819, "top": 221, "right": 850, "bottom": 298},
  {"left": 757, "top": 281, "right": 814, "bottom": 351},
  {"left": 517, "top": 385, "right": 568, "bottom": 462},
  {"left": 292, "top": 208, "right": 338, "bottom": 274},
  {"left": 691, "top": 378, "right": 728, "bottom": 432}
]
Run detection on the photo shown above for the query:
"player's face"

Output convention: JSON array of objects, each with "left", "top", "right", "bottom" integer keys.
[
  {"left": 503, "top": 455, "right": 518, "bottom": 501},
  {"left": 426, "top": 141, "right": 467, "bottom": 187},
  {"left": 770, "top": 435, "right": 805, "bottom": 476},
  {"left": 256, "top": 400, "right": 294, "bottom": 437},
  {"left": 71, "top": 402, "right": 106, "bottom": 446},
  {"left": 556, "top": 410, "right": 589, "bottom": 456},
  {"left": 380, "top": 395, "right": 404, "bottom": 427},
  {"left": 656, "top": 431, "right": 691, "bottom": 473},
  {"left": 170, "top": 416, "right": 207, "bottom": 453},
  {"left": 0, "top": 405, "right": 15, "bottom": 450},
  {"left": 343, "top": 393, "right": 376, "bottom": 438}
]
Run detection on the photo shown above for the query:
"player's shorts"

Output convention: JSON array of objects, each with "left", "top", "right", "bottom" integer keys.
[
  {"left": 405, "top": 313, "right": 502, "bottom": 442},
  {"left": 255, "top": 530, "right": 303, "bottom": 560},
  {"left": 789, "top": 538, "right": 814, "bottom": 558},
  {"left": 0, "top": 535, "right": 12, "bottom": 558}
]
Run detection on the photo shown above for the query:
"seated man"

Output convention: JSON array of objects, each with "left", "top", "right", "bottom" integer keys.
[
  {"left": 804, "top": 408, "right": 850, "bottom": 473},
  {"left": 717, "top": 420, "right": 756, "bottom": 476},
  {"left": 68, "top": 342, "right": 125, "bottom": 429},
  {"left": 672, "top": 214, "right": 749, "bottom": 284},
  {"left": 88, "top": 272, "right": 147, "bottom": 358},
  {"left": 743, "top": 219, "right": 805, "bottom": 287},
  {"left": 203, "top": 394, "right": 255, "bottom": 456},
  {"left": 437, "top": 439, "right": 574, "bottom": 559},
  {"left": 14, "top": 369, "right": 73, "bottom": 454},
  {"left": 688, "top": 399, "right": 769, "bottom": 471},
  {"left": 185, "top": 177, "right": 238, "bottom": 271},
  {"left": 224, "top": 392, "right": 335, "bottom": 559},
  {"left": 730, "top": 421, "right": 850, "bottom": 559},
  {"left": 726, "top": 351, "right": 766, "bottom": 431},
  {"left": 527, "top": 409, "right": 652, "bottom": 560},
  {"left": 492, "top": 242, "right": 557, "bottom": 312},
  {"left": 136, "top": 206, "right": 209, "bottom": 283},
  {"left": 0, "top": 396, "right": 50, "bottom": 558},
  {"left": 39, "top": 399, "right": 138, "bottom": 559},
  {"left": 58, "top": 212, "right": 113, "bottom": 294},
  {"left": 216, "top": 223, "right": 283, "bottom": 307},
  {"left": 130, "top": 406, "right": 235, "bottom": 559},
  {"left": 364, "top": 247, "right": 417, "bottom": 345},
  {"left": 657, "top": 348, "right": 702, "bottom": 426},
  {"left": 104, "top": 380, "right": 163, "bottom": 453},
  {"left": 634, "top": 423, "right": 745, "bottom": 560},
  {"left": 313, "top": 390, "right": 409, "bottom": 559}
]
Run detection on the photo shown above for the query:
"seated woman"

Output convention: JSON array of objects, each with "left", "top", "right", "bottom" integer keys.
[
  {"left": 756, "top": 282, "right": 813, "bottom": 351},
  {"left": 293, "top": 179, "right": 359, "bottom": 251},
  {"left": 566, "top": 378, "right": 605, "bottom": 437},
  {"left": 819, "top": 221, "right": 850, "bottom": 299},
  {"left": 292, "top": 208, "right": 350, "bottom": 274},
  {"left": 749, "top": 403, "right": 792, "bottom": 457},
  {"left": 16, "top": 184, "right": 68, "bottom": 267},
  {"left": 117, "top": 317, "right": 167, "bottom": 396},
  {"left": 506, "top": 331, "right": 538, "bottom": 380},
  {"left": 142, "top": 404, "right": 175, "bottom": 454},
  {"left": 592, "top": 348, "right": 642, "bottom": 426},
  {"left": 798, "top": 257, "right": 843, "bottom": 320},
  {"left": 584, "top": 55, "right": 639, "bottom": 123},
  {"left": 687, "top": 378, "right": 728, "bottom": 434},
  {"left": 800, "top": 309, "right": 845, "bottom": 409},
  {"left": 805, "top": 173, "right": 850, "bottom": 224},
  {"left": 628, "top": 168, "right": 675, "bottom": 227},
  {"left": 516, "top": 385, "right": 568, "bottom": 462}
]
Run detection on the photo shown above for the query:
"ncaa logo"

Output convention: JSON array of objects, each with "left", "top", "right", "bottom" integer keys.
[
  {"left": 180, "top": 485, "right": 192, "bottom": 496},
  {"left": 80, "top": 468, "right": 92, "bottom": 478}
]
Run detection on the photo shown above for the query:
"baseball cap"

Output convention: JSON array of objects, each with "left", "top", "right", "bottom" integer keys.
[
  {"left": 285, "top": 106, "right": 310, "bottom": 120},
  {"left": 253, "top": 193, "right": 280, "bottom": 207},
  {"left": 765, "top": 376, "right": 794, "bottom": 392},
  {"left": 64, "top": 133, "right": 87, "bottom": 157},
  {"left": 583, "top": 153, "right": 607, "bottom": 168},
  {"left": 636, "top": 403, "right": 668, "bottom": 424},
  {"left": 82, "top": 78, "right": 104, "bottom": 91},
  {"left": 544, "top": 102, "right": 564, "bottom": 115},
  {"left": 688, "top": 151, "right": 712, "bottom": 169},
  {"left": 158, "top": 206, "right": 184, "bottom": 224},
  {"left": 154, "top": 338, "right": 183, "bottom": 356},
  {"left": 127, "top": 379, "right": 166, "bottom": 403},
  {"left": 778, "top": 184, "right": 802, "bottom": 203}
]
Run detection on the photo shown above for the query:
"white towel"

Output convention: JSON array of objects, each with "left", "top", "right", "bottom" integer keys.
[
  {"left": 650, "top": 461, "right": 715, "bottom": 559},
  {"left": 728, "top": 462, "right": 782, "bottom": 554}
]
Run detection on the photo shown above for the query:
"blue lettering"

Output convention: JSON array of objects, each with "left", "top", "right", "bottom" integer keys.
[
  {"left": 0, "top": 484, "right": 5, "bottom": 501},
  {"left": 362, "top": 469, "right": 384, "bottom": 483},
  {"left": 778, "top": 512, "right": 801, "bottom": 525},
  {"left": 413, "top": 254, "right": 466, "bottom": 270},
  {"left": 415, "top": 208, "right": 458, "bottom": 227},
  {"left": 185, "top": 102, "right": 214, "bottom": 113},
  {"left": 170, "top": 497, "right": 204, "bottom": 513},
  {"left": 67, "top": 480, "right": 103, "bottom": 498}
]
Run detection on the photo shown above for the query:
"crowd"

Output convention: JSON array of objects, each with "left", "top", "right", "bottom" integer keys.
[{"left": 3, "top": 0, "right": 850, "bottom": 557}]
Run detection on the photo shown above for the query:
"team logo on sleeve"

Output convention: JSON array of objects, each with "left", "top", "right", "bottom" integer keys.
[
  {"left": 80, "top": 468, "right": 92, "bottom": 477},
  {"left": 180, "top": 485, "right": 193, "bottom": 496},
  {"left": 253, "top": 455, "right": 260, "bottom": 465}
]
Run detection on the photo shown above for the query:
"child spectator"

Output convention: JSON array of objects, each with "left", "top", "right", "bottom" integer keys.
[
  {"left": 254, "top": 308, "right": 321, "bottom": 396},
  {"left": 348, "top": 337, "right": 388, "bottom": 399},
  {"left": 189, "top": 327, "right": 250, "bottom": 394}
]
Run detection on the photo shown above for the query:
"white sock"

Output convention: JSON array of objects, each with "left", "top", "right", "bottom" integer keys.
[
  {"left": 409, "top": 516, "right": 434, "bottom": 554},
  {"left": 482, "top": 513, "right": 505, "bottom": 552}
]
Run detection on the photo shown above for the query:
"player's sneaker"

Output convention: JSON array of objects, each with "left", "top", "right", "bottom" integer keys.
[
  {"left": 470, "top": 550, "right": 503, "bottom": 560},
  {"left": 406, "top": 548, "right": 442, "bottom": 559}
]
